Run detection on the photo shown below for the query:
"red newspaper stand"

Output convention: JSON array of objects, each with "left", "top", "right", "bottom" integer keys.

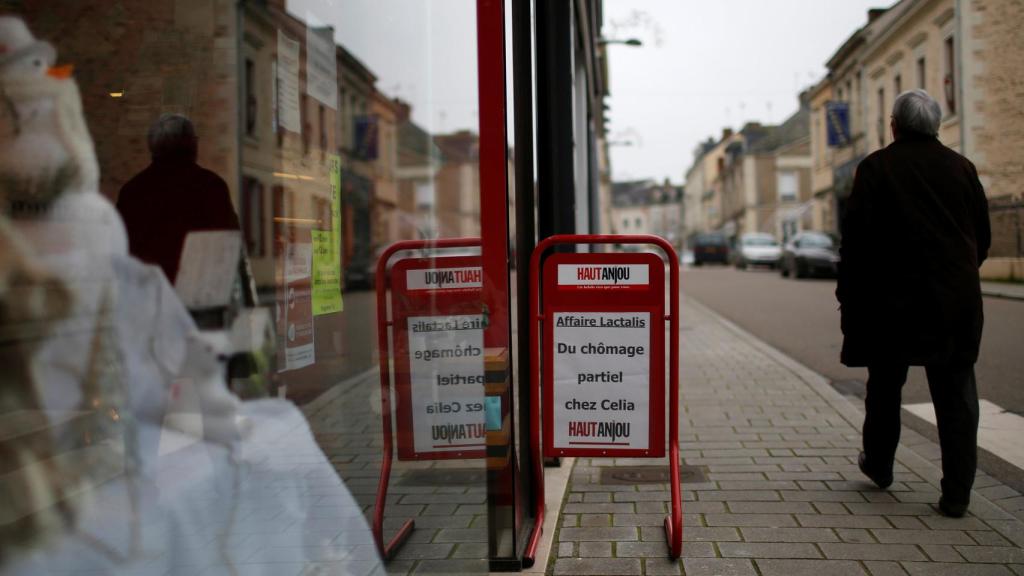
[
  {"left": 525, "top": 234, "right": 682, "bottom": 564},
  {"left": 373, "top": 238, "right": 484, "bottom": 560}
]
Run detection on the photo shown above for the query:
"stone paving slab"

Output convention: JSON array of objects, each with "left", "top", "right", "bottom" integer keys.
[{"left": 545, "top": 297, "right": 1024, "bottom": 575}]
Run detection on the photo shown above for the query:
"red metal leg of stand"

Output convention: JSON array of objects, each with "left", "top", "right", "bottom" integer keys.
[
  {"left": 372, "top": 354, "right": 413, "bottom": 560},
  {"left": 664, "top": 244, "right": 682, "bottom": 559},
  {"left": 522, "top": 242, "right": 545, "bottom": 567},
  {"left": 373, "top": 246, "right": 413, "bottom": 560}
]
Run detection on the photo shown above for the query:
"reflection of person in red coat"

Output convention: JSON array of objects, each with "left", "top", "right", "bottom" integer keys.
[{"left": 117, "top": 114, "right": 239, "bottom": 283}]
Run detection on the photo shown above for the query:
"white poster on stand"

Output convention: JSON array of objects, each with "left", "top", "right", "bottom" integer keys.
[
  {"left": 407, "top": 314, "right": 486, "bottom": 454},
  {"left": 552, "top": 312, "right": 650, "bottom": 451},
  {"left": 306, "top": 25, "right": 338, "bottom": 109},
  {"left": 276, "top": 31, "right": 301, "bottom": 133}
]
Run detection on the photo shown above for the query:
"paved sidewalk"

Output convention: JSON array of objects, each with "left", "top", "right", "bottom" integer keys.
[
  {"left": 981, "top": 281, "right": 1024, "bottom": 301},
  {"left": 548, "top": 297, "right": 1024, "bottom": 576},
  {"left": 302, "top": 372, "right": 489, "bottom": 576}
]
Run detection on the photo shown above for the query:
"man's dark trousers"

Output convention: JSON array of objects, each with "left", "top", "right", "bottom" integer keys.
[{"left": 863, "top": 363, "right": 979, "bottom": 505}]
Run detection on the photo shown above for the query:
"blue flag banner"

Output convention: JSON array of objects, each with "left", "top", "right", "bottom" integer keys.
[
  {"left": 354, "top": 115, "right": 379, "bottom": 160},
  {"left": 826, "top": 101, "right": 851, "bottom": 147}
]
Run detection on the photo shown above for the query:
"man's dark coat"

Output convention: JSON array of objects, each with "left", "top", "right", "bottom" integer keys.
[
  {"left": 837, "top": 134, "right": 991, "bottom": 368},
  {"left": 117, "top": 158, "right": 240, "bottom": 284}
]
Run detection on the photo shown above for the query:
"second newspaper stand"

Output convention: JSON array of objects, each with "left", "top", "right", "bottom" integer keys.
[{"left": 525, "top": 234, "right": 682, "bottom": 564}]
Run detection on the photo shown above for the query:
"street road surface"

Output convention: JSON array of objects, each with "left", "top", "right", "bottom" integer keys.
[{"left": 682, "top": 265, "right": 1024, "bottom": 486}]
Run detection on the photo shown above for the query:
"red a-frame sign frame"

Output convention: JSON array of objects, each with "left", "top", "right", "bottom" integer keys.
[{"left": 525, "top": 234, "right": 682, "bottom": 564}]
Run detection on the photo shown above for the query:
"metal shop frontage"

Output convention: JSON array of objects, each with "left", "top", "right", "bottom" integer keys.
[{"left": 0, "top": 0, "right": 680, "bottom": 573}]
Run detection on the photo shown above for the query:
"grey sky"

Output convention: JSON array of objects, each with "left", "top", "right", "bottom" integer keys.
[
  {"left": 288, "top": 0, "right": 479, "bottom": 133},
  {"left": 287, "top": 0, "right": 892, "bottom": 184},
  {"left": 604, "top": 0, "right": 894, "bottom": 183}
]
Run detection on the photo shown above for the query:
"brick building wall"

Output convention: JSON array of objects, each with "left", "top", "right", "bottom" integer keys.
[{"left": 6, "top": 0, "right": 240, "bottom": 204}]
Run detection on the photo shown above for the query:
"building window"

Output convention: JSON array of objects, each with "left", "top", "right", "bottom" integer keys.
[
  {"left": 894, "top": 74, "right": 902, "bottom": 96},
  {"left": 944, "top": 36, "right": 957, "bottom": 115},
  {"left": 917, "top": 57, "right": 926, "bottom": 89},
  {"left": 244, "top": 58, "right": 257, "bottom": 137},
  {"left": 318, "top": 104, "right": 327, "bottom": 153},
  {"left": 855, "top": 71, "right": 862, "bottom": 127},
  {"left": 877, "top": 87, "right": 886, "bottom": 148},
  {"left": 273, "top": 62, "right": 283, "bottom": 148},
  {"left": 777, "top": 171, "right": 798, "bottom": 203},
  {"left": 339, "top": 88, "right": 348, "bottom": 150},
  {"left": 622, "top": 218, "right": 629, "bottom": 229},
  {"left": 301, "top": 93, "right": 310, "bottom": 156},
  {"left": 315, "top": 197, "right": 330, "bottom": 229},
  {"left": 635, "top": 217, "right": 642, "bottom": 228},
  {"left": 241, "top": 176, "right": 265, "bottom": 257},
  {"left": 272, "top": 185, "right": 285, "bottom": 250}
]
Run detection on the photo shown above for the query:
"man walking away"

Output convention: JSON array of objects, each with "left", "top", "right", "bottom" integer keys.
[
  {"left": 837, "top": 89, "right": 991, "bottom": 518},
  {"left": 117, "top": 114, "right": 239, "bottom": 283}
]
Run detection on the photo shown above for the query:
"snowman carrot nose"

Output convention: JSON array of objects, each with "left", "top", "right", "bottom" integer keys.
[{"left": 46, "top": 64, "right": 74, "bottom": 79}]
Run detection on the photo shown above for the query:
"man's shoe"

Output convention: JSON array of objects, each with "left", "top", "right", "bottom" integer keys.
[
  {"left": 858, "top": 452, "right": 893, "bottom": 489},
  {"left": 938, "top": 497, "right": 968, "bottom": 518}
]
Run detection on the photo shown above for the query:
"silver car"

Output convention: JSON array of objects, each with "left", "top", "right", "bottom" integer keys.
[{"left": 733, "top": 233, "right": 782, "bottom": 269}]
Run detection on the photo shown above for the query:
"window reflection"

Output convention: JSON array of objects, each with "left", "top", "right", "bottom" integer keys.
[{"left": 1, "top": 0, "right": 488, "bottom": 574}]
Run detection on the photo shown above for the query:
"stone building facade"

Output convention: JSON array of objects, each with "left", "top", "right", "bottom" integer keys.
[
  {"left": 809, "top": 0, "right": 1023, "bottom": 278},
  {"left": 682, "top": 130, "right": 741, "bottom": 239},
  {"left": 717, "top": 100, "right": 813, "bottom": 243},
  {"left": 860, "top": 0, "right": 960, "bottom": 154},
  {"left": 808, "top": 77, "right": 835, "bottom": 233},
  {"left": 611, "top": 179, "right": 683, "bottom": 249},
  {"left": 960, "top": 0, "right": 1024, "bottom": 278}
]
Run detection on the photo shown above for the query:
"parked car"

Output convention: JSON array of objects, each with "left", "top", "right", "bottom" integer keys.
[
  {"left": 733, "top": 232, "right": 781, "bottom": 269},
  {"left": 692, "top": 233, "right": 729, "bottom": 266},
  {"left": 780, "top": 231, "right": 840, "bottom": 278}
]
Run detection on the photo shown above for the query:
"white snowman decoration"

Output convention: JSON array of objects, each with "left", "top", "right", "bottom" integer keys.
[
  {"left": 0, "top": 17, "right": 242, "bottom": 457},
  {"left": 0, "top": 15, "right": 98, "bottom": 210}
]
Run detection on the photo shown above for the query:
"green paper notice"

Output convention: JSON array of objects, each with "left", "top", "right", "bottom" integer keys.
[{"left": 312, "top": 155, "right": 344, "bottom": 315}]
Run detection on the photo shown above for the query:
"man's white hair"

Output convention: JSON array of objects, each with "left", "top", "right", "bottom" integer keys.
[{"left": 892, "top": 89, "right": 942, "bottom": 137}]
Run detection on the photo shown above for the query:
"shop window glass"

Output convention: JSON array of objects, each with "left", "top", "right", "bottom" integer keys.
[{"left": 0, "top": 2, "right": 488, "bottom": 574}]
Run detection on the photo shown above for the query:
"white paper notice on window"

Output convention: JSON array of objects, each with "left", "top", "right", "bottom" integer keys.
[
  {"left": 306, "top": 25, "right": 338, "bottom": 109},
  {"left": 174, "top": 230, "right": 241, "bottom": 310},
  {"left": 276, "top": 31, "right": 301, "bottom": 133}
]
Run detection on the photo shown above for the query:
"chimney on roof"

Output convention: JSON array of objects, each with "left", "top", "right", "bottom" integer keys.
[
  {"left": 798, "top": 89, "right": 811, "bottom": 110},
  {"left": 867, "top": 8, "right": 887, "bottom": 23},
  {"left": 393, "top": 98, "right": 412, "bottom": 122},
  {"left": 722, "top": 128, "right": 734, "bottom": 141}
]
